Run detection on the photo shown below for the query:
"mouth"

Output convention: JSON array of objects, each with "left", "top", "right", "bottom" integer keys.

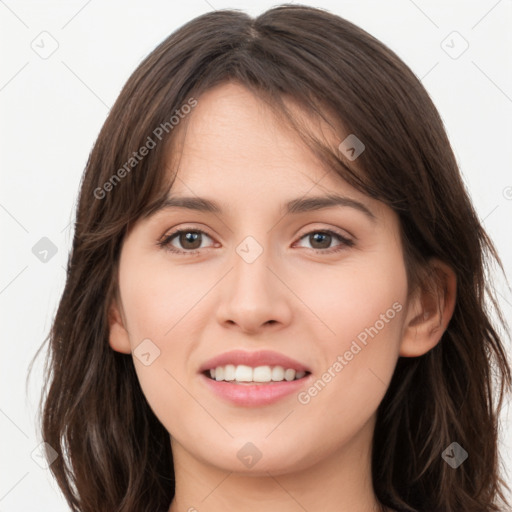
[
  {"left": 203, "top": 365, "right": 310, "bottom": 384},
  {"left": 199, "top": 350, "right": 312, "bottom": 406}
]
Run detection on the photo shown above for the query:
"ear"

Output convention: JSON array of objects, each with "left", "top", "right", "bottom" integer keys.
[
  {"left": 399, "top": 259, "right": 457, "bottom": 357},
  {"left": 107, "top": 298, "right": 132, "bottom": 354}
]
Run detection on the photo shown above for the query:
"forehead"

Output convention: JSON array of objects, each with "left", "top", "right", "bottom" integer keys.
[{"left": 167, "top": 82, "right": 369, "bottom": 206}]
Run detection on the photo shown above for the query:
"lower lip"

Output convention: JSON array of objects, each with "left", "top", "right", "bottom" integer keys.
[{"left": 200, "top": 373, "right": 311, "bottom": 407}]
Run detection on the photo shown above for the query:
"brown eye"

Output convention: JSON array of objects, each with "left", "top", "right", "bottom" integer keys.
[
  {"left": 295, "top": 230, "right": 354, "bottom": 253},
  {"left": 309, "top": 232, "right": 333, "bottom": 249},
  {"left": 177, "top": 231, "right": 202, "bottom": 250},
  {"left": 158, "top": 229, "right": 214, "bottom": 254}
]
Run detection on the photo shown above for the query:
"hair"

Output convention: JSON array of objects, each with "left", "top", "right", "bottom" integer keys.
[{"left": 29, "top": 4, "right": 511, "bottom": 512}]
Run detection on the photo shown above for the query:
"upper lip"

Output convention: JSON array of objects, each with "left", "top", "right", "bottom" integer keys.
[{"left": 199, "top": 350, "right": 310, "bottom": 373}]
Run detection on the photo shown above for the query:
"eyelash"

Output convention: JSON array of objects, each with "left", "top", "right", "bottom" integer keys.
[{"left": 157, "top": 227, "right": 355, "bottom": 255}]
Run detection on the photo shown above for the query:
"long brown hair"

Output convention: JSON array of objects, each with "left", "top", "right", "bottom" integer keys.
[{"left": 30, "top": 4, "right": 511, "bottom": 511}]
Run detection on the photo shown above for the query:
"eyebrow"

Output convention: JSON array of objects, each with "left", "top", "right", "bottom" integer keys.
[{"left": 153, "top": 193, "right": 376, "bottom": 222}]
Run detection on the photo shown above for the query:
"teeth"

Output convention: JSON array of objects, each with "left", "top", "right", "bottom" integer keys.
[
  {"left": 224, "top": 364, "right": 236, "bottom": 381},
  {"left": 207, "top": 364, "right": 307, "bottom": 383},
  {"left": 271, "top": 366, "right": 284, "bottom": 381},
  {"left": 253, "top": 366, "right": 272, "bottom": 382},
  {"left": 235, "top": 364, "right": 253, "bottom": 382}
]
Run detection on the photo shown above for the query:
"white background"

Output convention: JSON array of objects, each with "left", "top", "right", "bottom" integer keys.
[{"left": 1, "top": 0, "right": 511, "bottom": 510}]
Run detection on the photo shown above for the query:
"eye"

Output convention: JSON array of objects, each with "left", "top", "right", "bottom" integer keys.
[
  {"left": 294, "top": 229, "right": 354, "bottom": 253},
  {"left": 157, "top": 228, "right": 215, "bottom": 254},
  {"left": 157, "top": 227, "right": 354, "bottom": 255}
]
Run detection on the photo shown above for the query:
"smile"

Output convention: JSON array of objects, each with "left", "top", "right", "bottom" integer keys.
[{"left": 206, "top": 364, "right": 308, "bottom": 383}]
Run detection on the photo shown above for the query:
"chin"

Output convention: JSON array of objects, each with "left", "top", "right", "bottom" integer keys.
[{"left": 194, "top": 434, "right": 321, "bottom": 476}]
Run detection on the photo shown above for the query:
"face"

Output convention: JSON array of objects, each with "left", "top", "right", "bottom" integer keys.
[{"left": 109, "top": 82, "right": 413, "bottom": 475}]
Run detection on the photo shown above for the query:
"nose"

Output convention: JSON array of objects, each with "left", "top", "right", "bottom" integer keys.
[{"left": 215, "top": 239, "right": 293, "bottom": 335}]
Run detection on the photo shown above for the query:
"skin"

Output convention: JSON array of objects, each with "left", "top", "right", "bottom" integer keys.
[{"left": 108, "top": 82, "right": 456, "bottom": 512}]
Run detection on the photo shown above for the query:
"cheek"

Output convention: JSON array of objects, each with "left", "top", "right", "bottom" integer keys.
[
  {"left": 117, "top": 256, "right": 210, "bottom": 426},
  {"left": 119, "top": 255, "right": 208, "bottom": 341},
  {"left": 305, "top": 249, "right": 407, "bottom": 345},
  {"left": 295, "top": 251, "right": 407, "bottom": 415}
]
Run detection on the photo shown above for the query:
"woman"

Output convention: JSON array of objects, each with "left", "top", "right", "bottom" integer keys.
[{"left": 33, "top": 4, "right": 511, "bottom": 511}]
